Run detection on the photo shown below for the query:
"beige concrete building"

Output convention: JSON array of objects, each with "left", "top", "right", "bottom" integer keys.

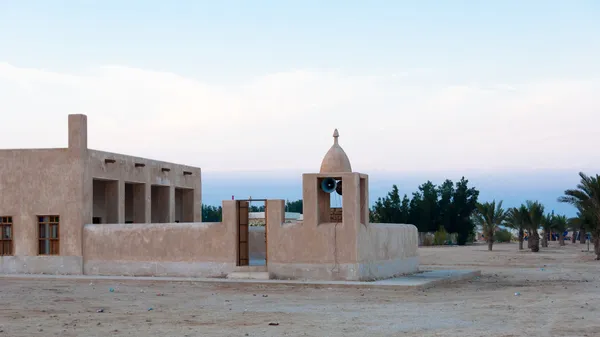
[
  {"left": 1, "top": 115, "right": 418, "bottom": 281},
  {"left": 0, "top": 114, "right": 201, "bottom": 274}
]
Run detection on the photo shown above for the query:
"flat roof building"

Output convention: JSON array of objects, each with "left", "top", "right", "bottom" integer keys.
[{"left": 0, "top": 114, "right": 201, "bottom": 274}]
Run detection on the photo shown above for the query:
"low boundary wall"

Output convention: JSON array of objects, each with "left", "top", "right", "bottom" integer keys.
[{"left": 83, "top": 222, "right": 236, "bottom": 277}]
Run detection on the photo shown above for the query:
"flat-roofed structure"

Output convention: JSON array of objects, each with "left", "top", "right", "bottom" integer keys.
[{"left": 0, "top": 114, "right": 201, "bottom": 274}]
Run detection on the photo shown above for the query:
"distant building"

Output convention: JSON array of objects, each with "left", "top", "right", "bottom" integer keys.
[{"left": 249, "top": 212, "right": 302, "bottom": 226}]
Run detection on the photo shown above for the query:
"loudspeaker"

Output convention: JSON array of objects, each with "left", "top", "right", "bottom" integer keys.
[
  {"left": 320, "top": 177, "right": 337, "bottom": 193},
  {"left": 335, "top": 180, "right": 342, "bottom": 195}
]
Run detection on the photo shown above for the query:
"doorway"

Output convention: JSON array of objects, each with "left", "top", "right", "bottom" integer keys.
[{"left": 236, "top": 199, "right": 267, "bottom": 267}]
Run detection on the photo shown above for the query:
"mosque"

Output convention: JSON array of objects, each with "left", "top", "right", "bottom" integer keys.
[{"left": 0, "top": 114, "right": 418, "bottom": 281}]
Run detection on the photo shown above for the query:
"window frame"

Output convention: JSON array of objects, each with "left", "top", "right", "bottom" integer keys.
[
  {"left": 38, "top": 215, "right": 60, "bottom": 255},
  {"left": 0, "top": 216, "right": 13, "bottom": 256}
]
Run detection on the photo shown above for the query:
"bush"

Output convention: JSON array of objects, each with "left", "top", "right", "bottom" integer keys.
[
  {"left": 422, "top": 235, "right": 434, "bottom": 246},
  {"left": 433, "top": 227, "right": 449, "bottom": 246},
  {"left": 466, "top": 230, "right": 476, "bottom": 244},
  {"left": 494, "top": 229, "right": 513, "bottom": 243}
]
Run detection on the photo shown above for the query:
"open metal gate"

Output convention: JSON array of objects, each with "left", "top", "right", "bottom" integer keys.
[{"left": 237, "top": 201, "right": 250, "bottom": 266}]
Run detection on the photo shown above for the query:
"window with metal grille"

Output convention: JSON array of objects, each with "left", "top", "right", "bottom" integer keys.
[
  {"left": 38, "top": 215, "right": 59, "bottom": 255},
  {"left": 0, "top": 216, "right": 13, "bottom": 256}
]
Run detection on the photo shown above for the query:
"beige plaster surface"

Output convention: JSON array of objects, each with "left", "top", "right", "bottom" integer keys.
[
  {"left": 266, "top": 177, "right": 418, "bottom": 280},
  {"left": 82, "top": 201, "right": 238, "bottom": 277},
  {"left": 357, "top": 224, "right": 419, "bottom": 262},
  {"left": 0, "top": 113, "right": 203, "bottom": 275},
  {"left": 83, "top": 222, "right": 234, "bottom": 262},
  {"left": 0, "top": 148, "right": 85, "bottom": 259},
  {"left": 88, "top": 149, "right": 201, "bottom": 223},
  {"left": 0, "top": 256, "right": 82, "bottom": 274},
  {"left": 319, "top": 129, "right": 352, "bottom": 173},
  {"left": 266, "top": 168, "right": 418, "bottom": 281}
]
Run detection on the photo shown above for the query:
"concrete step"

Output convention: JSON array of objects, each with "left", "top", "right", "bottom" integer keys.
[{"left": 226, "top": 272, "right": 270, "bottom": 280}]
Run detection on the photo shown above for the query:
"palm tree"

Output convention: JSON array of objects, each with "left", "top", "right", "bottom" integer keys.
[
  {"left": 473, "top": 200, "right": 507, "bottom": 251},
  {"left": 552, "top": 214, "right": 569, "bottom": 246},
  {"left": 505, "top": 205, "right": 528, "bottom": 250},
  {"left": 568, "top": 213, "right": 581, "bottom": 243},
  {"left": 525, "top": 200, "right": 545, "bottom": 252},
  {"left": 541, "top": 212, "right": 554, "bottom": 248},
  {"left": 558, "top": 172, "right": 600, "bottom": 260},
  {"left": 569, "top": 207, "right": 590, "bottom": 244}
]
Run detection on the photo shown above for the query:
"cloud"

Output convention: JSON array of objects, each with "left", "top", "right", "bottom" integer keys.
[{"left": 0, "top": 61, "right": 599, "bottom": 173}]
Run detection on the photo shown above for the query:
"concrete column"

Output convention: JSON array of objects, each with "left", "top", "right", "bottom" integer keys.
[
  {"left": 342, "top": 173, "right": 361, "bottom": 228},
  {"left": 302, "top": 174, "right": 318, "bottom": 226},
  {"left": 168, "top": 185, "right": 175, "bottom": 223},
  {"left": 117, "top": 180, "right": 125, "bottom": 224},
  {"left": 193, "top": 174, "right": 202, "bottom": 222},
  {"left": 222, "top": 200, "right": 239, "bottom": 263},
  {"left": 144, "top": 183, "right": 151, "bottom": 223},
  {"left": 68, "top": 114, "right": 88, "bottom": 153},
  {"left": 360, "top": 175, "right": 369, "bottom": 225}
]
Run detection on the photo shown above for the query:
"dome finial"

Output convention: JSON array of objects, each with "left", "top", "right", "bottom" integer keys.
[{"left": 320, "top": 128, "right": 352, "bottom": 173}]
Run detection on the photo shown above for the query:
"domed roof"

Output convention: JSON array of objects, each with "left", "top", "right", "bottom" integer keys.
[{"left": 320, "top": 129, "right": 352, "bottom": 173}]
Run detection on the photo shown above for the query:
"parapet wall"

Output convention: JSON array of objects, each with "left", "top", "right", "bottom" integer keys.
[
  {"left": 265, "top": 199, "right": 419, "bottom": 281},
  {"left": 82, "top": 201, "right": 238, "bottom": 277},
  {"left": 357, "top": 223, "right": 419, "bottom": 281},
  {"left": 83, "top": 221, "right": 236, "bottom": 277},
  {"left": 266, "top": 200, "right": 360, "bottom": 280}
]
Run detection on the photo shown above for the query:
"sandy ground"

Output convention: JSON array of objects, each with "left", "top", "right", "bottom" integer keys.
[{"left": 1, "top": 242, "right": 600, "bottom": 337}]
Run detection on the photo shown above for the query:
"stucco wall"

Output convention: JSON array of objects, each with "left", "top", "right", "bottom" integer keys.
[
  {"left": 0, "top": 148, "right": 85, "bottom": 274},
  {"left": 266, "top": 182, "right": 419, "bottom": 281},
  {"left": 87, "top": 149, "right": 202, "bottom": 223},
  {"left": 266, "top": 198, "right": 362, "bottom": 280},
  {"left": 0, "top": 114, "right": 207, "bottom": 276},
  {"left": 83, "top": 222, "right": 236, "bottom": 277},
  {"left": 357, "top": 223, "right": 419, "bottom": 280},
  {"left": 82, "top": 200, "right": 238, "bottom": 277}
]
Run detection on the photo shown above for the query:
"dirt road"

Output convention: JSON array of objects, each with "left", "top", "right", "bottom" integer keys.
[{"left": 1, "top": 242, "right": 599, "bottom": 336}]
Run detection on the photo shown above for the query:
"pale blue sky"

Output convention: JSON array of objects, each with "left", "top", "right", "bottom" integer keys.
[
  {"left": 2, "top": 1, "right": 599, "bottom": 81},
  {"left": 1, "top": 1, "right": 599, "bottom": 214}
]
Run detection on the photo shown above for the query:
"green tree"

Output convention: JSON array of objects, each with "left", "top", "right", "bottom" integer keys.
[
  {"left": 285, "top": 199, "right": 303, "bottom": 214},
  {"left": 505, "top": 205, "right": 529, "bottom": 250},
  {"left": 202, "top": 204, "right": 222, "bottom": 222},
  {"left": 568, "top": 207, "right": 592, "bottom": 244},
  {"left": 494, "top": 228, "right": 513, "bottom": 243},
  {"left": 399, "top": 194, "right": 411, "bottom": 224},
  {"left": 525, "top": 200, "right": 545, "bottom": 253},
  {"left": 371, "top": 185, "right": 403, "bottom": 223},
  {"left": 568, "top": 215, "right": 579, "bottom": 243},
  {"left": 370, "top": 178, "right": 479, "bottom": 245},
  {"left": 437, "top": 179, "right": 455, "bottom": 234},
  {"left": 551, "top": 214, "right": 569, "bottom": 246},
  {"left": 472, "top": 200, "right": 507, "bottom": 251},
  {"left": 409, "top": 181, "right": 439, "bottom": 232},
  {"left": 452, "top": 177, "right": 480, "bottom": 245},
  {"left": 558, "top": 172, "right": 600, "bottom": 260},
  {"left": 541, "top": 211, "right": 555, "bottom": 248},
  {"left": 250, "top": 205, "right": 265, "bottom": 212}
]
